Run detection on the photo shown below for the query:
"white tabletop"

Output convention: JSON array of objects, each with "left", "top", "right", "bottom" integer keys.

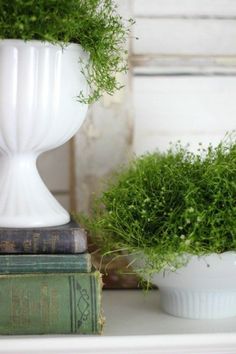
[{"left": 1, "top": 290, "right": 236, "bottom": 354}]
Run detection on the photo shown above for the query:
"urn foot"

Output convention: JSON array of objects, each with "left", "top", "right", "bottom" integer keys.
[{"left": 0, "top": 155, "right": 70, "bottom": 227}]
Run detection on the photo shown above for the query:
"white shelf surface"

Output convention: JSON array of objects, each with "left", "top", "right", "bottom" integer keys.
[{"left": 1, "top": 290, "right": 236, "bottom": 354}]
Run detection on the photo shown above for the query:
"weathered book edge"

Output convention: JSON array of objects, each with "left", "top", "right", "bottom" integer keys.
[
  {"left": 0, "top": 254, "right": 92, "bottom": 274},
  {"left": 0, "top": 223, "right": 87, "bottom": 254},
  {"left": 75, "top": 271, "right": 105, "bottom": 334}
]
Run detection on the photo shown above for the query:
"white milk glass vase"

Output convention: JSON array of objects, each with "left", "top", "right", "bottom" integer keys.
[
  {"left": 151, "top": 252, "right": 236, "bottom": 319},
  {"left": 131, "top": 252, "right": 236, "bottom": 319},
  {"left": 0, "top": 40, "right": 88, "bottom": 227}
]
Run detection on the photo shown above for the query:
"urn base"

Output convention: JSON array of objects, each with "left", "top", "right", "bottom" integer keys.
[{"left": 0, "top": 155, "right": 70, "bottom": 228}]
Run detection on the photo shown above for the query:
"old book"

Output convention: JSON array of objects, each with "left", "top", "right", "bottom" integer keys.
[
  {"left": 0, "top": 254, "right": 91, "bottom": 274},
  {"left": 0, "top": 271, "right": 103, "bottom": 334},
  {"left": 0, "top": 221, "right": 87, "bottom": 254}
]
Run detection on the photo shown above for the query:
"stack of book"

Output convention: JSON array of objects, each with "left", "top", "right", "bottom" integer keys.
[{"left": 0, "top": 221, "right": 103, "bottom": 335}]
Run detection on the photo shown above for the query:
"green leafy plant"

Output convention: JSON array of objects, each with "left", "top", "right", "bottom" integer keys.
[
  {"left": 0, "top": 0, "right": 133, "bottom": 103},
  {"left": 85, "top": 136, "right": 236, "bottom": 278}
]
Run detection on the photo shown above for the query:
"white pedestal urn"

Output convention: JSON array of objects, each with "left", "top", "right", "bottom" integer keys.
[
  {"left": 0, "top": 40, "right": 89, "bottom": 228},
  {"left": 131, "top": 252, "right": 236, "bottom": 319},
  {"left": 151, "top": 252, "right": 236, "bottom": 319}
]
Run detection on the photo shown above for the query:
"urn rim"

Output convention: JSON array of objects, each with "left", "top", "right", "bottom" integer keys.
[{"left": 0, "top": 38, "right": 87, "bottom": 54}]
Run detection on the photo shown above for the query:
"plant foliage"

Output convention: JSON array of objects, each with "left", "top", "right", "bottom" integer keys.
[
  {"left": 85, "top": 136, "right": 236, "bottom": 277},
  {"left": 0, "top": 0, "right": 133, "bottom": 103}
]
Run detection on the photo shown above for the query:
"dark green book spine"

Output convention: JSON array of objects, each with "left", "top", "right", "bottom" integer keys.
[
  {"left": 0, "top": 254, "right": 91, "bottom": 274},
  {"left": 0, "top": 272, "right": 103, "bottom": 334}
]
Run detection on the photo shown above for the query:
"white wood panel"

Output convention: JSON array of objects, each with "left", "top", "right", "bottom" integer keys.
[
  {"left": 133, "top": 19, "right": 236, "bottom": 55},
  {"left": 134, "top": 0, "right": 236, "bottom": 17},
  {"left": 37, "top": 143, "right": 69, "bottom": 192},
  {"left": 133, "top": 76, "right": 236, "bottom": 155}
]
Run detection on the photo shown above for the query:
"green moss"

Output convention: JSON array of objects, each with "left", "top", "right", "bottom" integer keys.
[
  {"left": 0, "top": 0, "right": 133, "bottom": 103},
  {"left": 82, "top": 135, "right": 236, "bottom": 277}
]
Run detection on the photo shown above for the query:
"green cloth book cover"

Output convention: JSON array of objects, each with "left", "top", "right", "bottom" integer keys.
[{"left": 0, "top": 271, "right": 104, "bottom": 334}]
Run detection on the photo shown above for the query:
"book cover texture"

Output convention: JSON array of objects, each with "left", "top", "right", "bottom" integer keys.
[{"left": 0, "top": 272, "right": 103, "bottom": 334}]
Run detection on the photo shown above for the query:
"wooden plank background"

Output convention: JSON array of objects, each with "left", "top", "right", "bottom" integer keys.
[
  {"left": 133, "top": 76, "right": 236, "bottom": 155},
  {"left": 133, "top": 18, "right": 236, "bottom": 56},
  {"left": 132, "top": 0, "right": 236, "bottom": 157}
]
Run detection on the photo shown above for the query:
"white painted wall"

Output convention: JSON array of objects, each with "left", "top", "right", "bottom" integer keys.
[
  {"left": 133, "top": 76, "right": 236, "bottom": 155},
  {"left": 132, "top": 0, "right": 236, "bottom": 155}
]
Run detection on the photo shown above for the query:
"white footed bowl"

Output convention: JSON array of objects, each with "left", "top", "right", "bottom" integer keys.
[
  {"left": 0, "top": 40, "right": 88, "bottom": 227},
  {"left": 131, "top": 252, "right": 236, "bottom": 319}
]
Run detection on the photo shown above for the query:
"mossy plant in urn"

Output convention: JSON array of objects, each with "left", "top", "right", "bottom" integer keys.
[{"left": 86, "top": 137, "right": 236, "bottom": 319}]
